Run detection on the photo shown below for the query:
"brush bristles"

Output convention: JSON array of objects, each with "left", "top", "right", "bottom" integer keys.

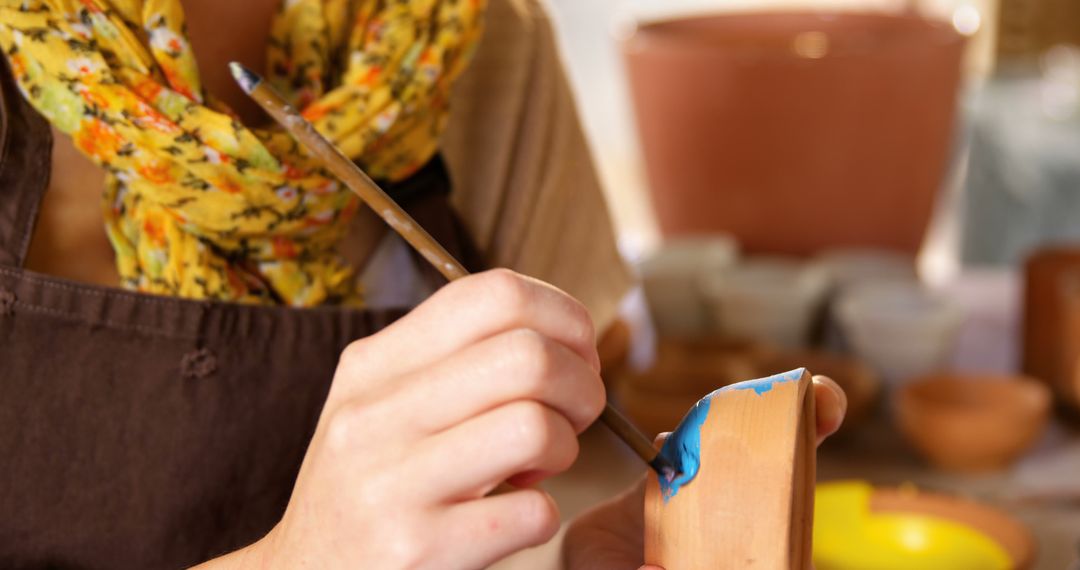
[{"left": 229, "top": 62, "right": 261, "bottom": 94}]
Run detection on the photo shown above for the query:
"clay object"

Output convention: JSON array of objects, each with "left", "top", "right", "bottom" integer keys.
[
  {"left": 644, "top": 369, "right": 816, "bottom": 569},
  {"left": 871, "top": 486, "right": 1036, "bottom": 569},
  {"left": 815, "top": 481, "right": 1036, "bottom": 569},
  {"left": 896, "top": 373, "right": 1051, "bottom": 473},
  {"left": 700, "top": 257, "right": 830, "bottom": 348},
  {"left": 623, "top": 12, "right": 965, "bottom": 255},
  {"left": 1023, "top": 247, "right": 1080, "bottom": 410},
  {"left": 754, "top": 350, "right": 880, "bottom": 434},
  {"left": 616, "top": 336, "right": 762, "bottom": 436}
]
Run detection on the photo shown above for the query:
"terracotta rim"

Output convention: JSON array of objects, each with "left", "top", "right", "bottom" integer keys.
[
  {"left": 625, "top": 11, "right": 965, "bottom": 60},
  {"left": 900, "top": 374, "right": 1052, "bottom": 418}
]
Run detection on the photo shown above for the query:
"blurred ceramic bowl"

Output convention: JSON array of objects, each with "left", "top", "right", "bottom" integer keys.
[
  {"left": 815, "top": 481, "right": 1036, "bottom": 569},
  {"left": 815, "top": 248, "right": 918, "bottom": 293},
  {"left": 638, "top": 235, "right": 739, "bottom": 337},
  {"left": 837, "top": 282, "right": 962, "bottom": 383},
  {"left": 815, "top": 249, "right": 918, "bottom": 353},
  {"left": 753, "top": 350, "right": 880, "bottom": 434},
  {"left": 701, "top": 257, "right": 830, "bottom": 348},
  {"left": 896, "top": 374, "right": 1052, "bottom": 473}
]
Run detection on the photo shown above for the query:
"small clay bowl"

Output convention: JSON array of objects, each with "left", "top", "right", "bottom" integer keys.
[
  {"left": 896, "top": 374, "right": 1052, "bottom": 472},
  {"left": 753, "top": 350, "right": 881, "bottom": 433},
  {"left": 626, "top": 335, "right": 765, "bottom": 395},
  {"left": 615, "top": 336, "right": 767, "bottom": 436}
]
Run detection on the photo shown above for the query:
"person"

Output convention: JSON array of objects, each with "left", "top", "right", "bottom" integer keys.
[{"left": 0, "top": 0, "right": 848, "bottom": 568}]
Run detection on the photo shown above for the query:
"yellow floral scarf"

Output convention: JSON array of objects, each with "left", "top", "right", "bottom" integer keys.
[{"left": 0, "top": 0, "right": 485, "bottom": 306}]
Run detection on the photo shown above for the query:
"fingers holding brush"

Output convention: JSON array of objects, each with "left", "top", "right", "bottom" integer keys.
[
  {"left": 241, "top": 271, "right": 607, "bottom": 569},
  {"left": 438, "top": 488, "right": 563, "bottom": 569},
  {"left": 408, "top": 400, "right": 581, "bottom": 501},
  {"left": 390, "top": 328, "right": 606, "bottom": 436},
  {"left": 342, "top": 269, "right": 600, "bottom": 385}
]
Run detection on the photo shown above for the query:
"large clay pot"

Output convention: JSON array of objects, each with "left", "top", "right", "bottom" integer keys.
[{"left": 624, "top": 12, "right": 966, "bottom": 256}]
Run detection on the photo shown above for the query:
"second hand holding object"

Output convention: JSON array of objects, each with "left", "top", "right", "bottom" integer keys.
[{"left": 229, "top": 62, "right": 679, "bottom": 482}]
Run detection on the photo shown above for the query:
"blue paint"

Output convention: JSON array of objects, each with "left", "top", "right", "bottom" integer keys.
[
  {"left": 656, "top": 369, "right": 807, "bottom": 503},
  {"left": 656, "top": 394, "right": 711, "bottom": 502},
  {"left": 718, "top": 367, "right": 806, "bottom": 396}
]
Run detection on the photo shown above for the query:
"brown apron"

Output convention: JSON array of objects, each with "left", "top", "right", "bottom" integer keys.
[{"left": 0, "top": 58, "right": 481, "bottom": 568}]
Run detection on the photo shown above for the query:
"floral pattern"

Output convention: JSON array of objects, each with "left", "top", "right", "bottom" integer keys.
[{"left": 0, "top": 0, "right": 486, "bottom": 306}]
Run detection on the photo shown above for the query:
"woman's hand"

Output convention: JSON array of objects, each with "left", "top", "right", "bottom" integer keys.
[
  {"left": 562, "top": 376, "right": 848, "bottom": 570},
  {"left": 197, "top": 269, "right": 606, "bottom": 569}
]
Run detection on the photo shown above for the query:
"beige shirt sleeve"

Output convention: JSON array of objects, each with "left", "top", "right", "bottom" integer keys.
[{"left": 442, "top": 0, "right": 633, "bottom": 332}]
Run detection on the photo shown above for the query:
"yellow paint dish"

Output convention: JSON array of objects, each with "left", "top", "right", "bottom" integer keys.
[{"left": 814, "top": 481, "right": 1012, "bottom": 570}]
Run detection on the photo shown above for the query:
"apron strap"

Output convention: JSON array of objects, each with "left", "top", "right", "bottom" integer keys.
[{"left": 0, "top": 55, "right": 53, "bottom": 269}]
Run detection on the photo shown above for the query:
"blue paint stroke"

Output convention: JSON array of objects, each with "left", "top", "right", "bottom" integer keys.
[{"left": 656, "top": 369, "right": 806, "bottom": 503}]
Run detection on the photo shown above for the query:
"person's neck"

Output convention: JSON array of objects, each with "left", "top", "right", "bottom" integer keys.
[{"left": 182, "top": 0, "right": 280, "bottom": 124}]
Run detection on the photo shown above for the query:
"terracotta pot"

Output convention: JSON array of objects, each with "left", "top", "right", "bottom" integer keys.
[
  {"left": 896, "top": 374, "right": 1051, "bottom": 473},
  {"left": 1023, "top": 247, "right": 1080, "bottom": 411},
  {"left": 754, "top": 349, "right": 881, "bottom": 433},
  {"left": 624, "top": 12, "right": 965, "bottom": 255}
]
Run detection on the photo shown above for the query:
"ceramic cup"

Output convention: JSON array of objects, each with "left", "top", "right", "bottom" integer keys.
[
  {"left": 815, "top": 249, "right": 918, "bottom": 293},
  {"left": 815, "top": 248, "right": 918, "bottom": 352},
  {"left": 700, "top": 257, "right": 830, "bottom": 348},
  {"left": 638, "top": 235, "right": 739, "bottom": 337},
  {"left": 837, "top": 282, "right": 963, "bottom": 384}
]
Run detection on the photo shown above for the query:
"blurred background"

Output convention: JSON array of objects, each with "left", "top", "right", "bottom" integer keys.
[{"left": 494, "top": 0, "right": 1080, "bottom": 568}]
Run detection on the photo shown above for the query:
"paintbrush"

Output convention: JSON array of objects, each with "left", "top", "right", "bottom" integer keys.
[{"left": 230, "top": 62, "right": 678, "bottom": 481}]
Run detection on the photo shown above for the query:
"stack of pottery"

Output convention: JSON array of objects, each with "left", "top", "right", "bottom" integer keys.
[
  {"left": 637, "top": 236, "right": 738, "bottom": 337},
  {"left": 701, "top": 257, "right": 830, "bottom": 349}
]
